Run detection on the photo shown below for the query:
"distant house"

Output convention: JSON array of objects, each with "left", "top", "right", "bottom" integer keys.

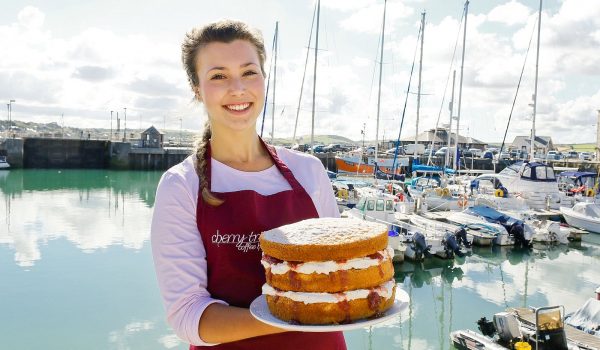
[
  {"left": 511, "top": 136, "right": 554, "bottom": 155},
  {"left": 395, "top": 128, "right": 486, "bottom": 150},
  {"left": 140, "top": 126, "right": 164, "bottom": 148}
]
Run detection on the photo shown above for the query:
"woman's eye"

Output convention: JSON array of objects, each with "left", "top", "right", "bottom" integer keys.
[
  {"left": 243, "top": 70, "right": 258, "bottom": 77},
  {"left": 210, "top": 74, "right": 226, "bottom": 80}
]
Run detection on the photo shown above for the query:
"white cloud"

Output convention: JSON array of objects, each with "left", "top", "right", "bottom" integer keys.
[
  {"left": 1, "top": 1, "right": 599, "bottom": 144},
  {"left": 322, "top": 0, "right": 376, "bottom": 12},
  {"left": 17, "top": 6, "right": 45, "bottom": 30},
  {"left": 339, "top": 1, "right": 414, "bottom": 34},
  {"left": 488, "top": 0, "right": 531, "bottom": 26}
]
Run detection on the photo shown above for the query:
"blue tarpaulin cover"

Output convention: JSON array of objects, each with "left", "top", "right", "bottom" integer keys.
[{"left": 465, "top": 205, "right": 523, "bottom": 227}]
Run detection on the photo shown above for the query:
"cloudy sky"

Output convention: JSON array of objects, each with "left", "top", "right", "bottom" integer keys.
[{"left": 1, "top": 0, "right": 599, "bottom": 144}]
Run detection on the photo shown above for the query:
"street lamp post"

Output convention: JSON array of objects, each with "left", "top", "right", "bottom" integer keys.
[
  {"left": 110, "top": 110, "right": 113, "bottom": 141},
  {"left": 179, "top": 117, "right": 183, "bottom": 146},
  {"left": 5, "top": 104, "right": 8, "bottom": 138},
  {"left": 123, "top": 107, "right": 127, "bottom": 142},
  {"left": 8, "top": 100, "right": 15, "bottom": 137}
]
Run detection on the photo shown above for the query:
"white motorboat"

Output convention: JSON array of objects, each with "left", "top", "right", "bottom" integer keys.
[
  {"left": 473, "top": 162, "right": 575, "bottom": 210},
  {"left": 408, "top": 213, "right": 489, "bottom": 247},
  {"left": 342, "top": 188, "right": 466, "bottom": 260},
  {"left": 0, "top": 155, "right": 9, "bottom": 169},
  {"left": 446, "top": 210, "right": 517, "bottom": 246},
  {"left": 560, "top": 203, "right": 600, "bottom": 234}
]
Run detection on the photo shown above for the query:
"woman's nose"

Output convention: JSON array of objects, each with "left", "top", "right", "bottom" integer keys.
[{"left": 228, "top": 77, "right": 246, "bottom": 95}]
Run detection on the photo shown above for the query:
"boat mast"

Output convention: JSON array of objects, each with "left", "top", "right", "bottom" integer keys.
[
  {"left": 530, "top": 0, "right": 542, "bottom": 162},
  {"left": 271, "top": 21, "right": 279, "bottom": 143},
  {"left": 455, "top": 0, "right": 469, "bottom": 171},
  {"left": 375, "top": 0, "right": 387, "bottom": 166},
  {"left": 292, "top": 4, "right": 317, "bottom": 144},
  {"left": 415, "top": 11, "right": 425, "bottom": 157},
  {"left": 310, "top": 0, "right": 320, "bottom": 154},
  {"left": 445, "top": 70, "right": 456, "bottom": 170}
]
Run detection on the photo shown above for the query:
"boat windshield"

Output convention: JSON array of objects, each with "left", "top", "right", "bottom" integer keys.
[
  {"left": 518, "top": 162, "right": 556, "bottom": 182},
  {"left": 499, "top": 163, "right": 521, "bottom": 176}
]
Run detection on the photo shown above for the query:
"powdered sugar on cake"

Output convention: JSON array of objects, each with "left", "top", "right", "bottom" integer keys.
[{"left": 261, "top": 218, "right": 387, "bottom": 245}]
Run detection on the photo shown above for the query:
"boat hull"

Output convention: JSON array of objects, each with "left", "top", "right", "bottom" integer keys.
[
  {"left": 335, "top": 155, "right": 408, "bottom": 175},
  {"left": 560, "top": 207, "right": 600, "bottom": 234}
]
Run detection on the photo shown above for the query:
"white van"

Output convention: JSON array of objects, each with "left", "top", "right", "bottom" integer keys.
[{"left": 404, "top": 143, "right": 425, "bottom": 155}]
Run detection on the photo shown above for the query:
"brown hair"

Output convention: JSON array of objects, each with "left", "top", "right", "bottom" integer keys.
[{"left": 182, "top": 19, "right": 267, "bottom": 206}]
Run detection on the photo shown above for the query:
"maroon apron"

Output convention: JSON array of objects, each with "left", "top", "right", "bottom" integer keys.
[{"left": 194, "top": 139, "right": 346, "bottom": 350}]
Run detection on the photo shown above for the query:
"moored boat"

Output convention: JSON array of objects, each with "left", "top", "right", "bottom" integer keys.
[{"left": 560, "top": 203, "right": 600, "bottom": 234}]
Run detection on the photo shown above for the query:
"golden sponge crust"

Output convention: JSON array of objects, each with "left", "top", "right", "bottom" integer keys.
[
  {"left": 260, "top": 218, "right": 389, "bottom": 261},
  {"left": 266, "top": 260, "right": 394, "bottom": 292},
  {"left": 265, "top": 287, "right": 396, "bottom": 325},
  {"left": 260, "top": 231, "right": 388, "bottom": 262}
]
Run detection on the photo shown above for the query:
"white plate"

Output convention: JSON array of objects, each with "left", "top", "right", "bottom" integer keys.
[{"left": 249, "top": 288, "right": 410, "bottom": 332}]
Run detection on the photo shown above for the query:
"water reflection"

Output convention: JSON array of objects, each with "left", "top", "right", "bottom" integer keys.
[
  {"left": 0, "top": 169, "right": 163, "bottom": 267},
  {"left": 376, "top": 238, "right": 600, "bottom": 350}
]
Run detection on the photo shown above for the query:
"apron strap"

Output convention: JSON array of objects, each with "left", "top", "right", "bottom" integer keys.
[{"left": 204, "top": 138, "right": 305, "bottom": 192}]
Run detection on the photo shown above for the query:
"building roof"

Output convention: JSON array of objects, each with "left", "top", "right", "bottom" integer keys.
[
  {"left": 141, "top": 125, "right": 165, "bottom": 135},
  {"left": 511, "top": 135, "right": 552, "bottom": 148},
  {"left": 400, "top": 128, "right": 486, "bottom": 145}
]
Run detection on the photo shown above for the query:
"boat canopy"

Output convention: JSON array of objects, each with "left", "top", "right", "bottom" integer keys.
[
  {"left": 557, "top": 171, "right": 597, "bottom": 178},
  {"left": 499, "top": 161, "right": 557, "bottom": 182},
  {"left": 465, "top": 205, "right": 523, "bottom": 227},
  {"left": 412, "top": 164, "right": 456, "bottom": 174}
]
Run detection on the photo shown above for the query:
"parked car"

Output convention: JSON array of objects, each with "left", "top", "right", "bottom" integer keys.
[
  {"left": 566, "top": 150, "right": 579, "bottom": 159},
  {"left": 482, "top": 150, "right": 494, "bottom": 159},
  {"left": 322, "top": 144, "right": 346, "bottom": 153},
  {"left": 496, "top": 151, "right": 511, "bottom": 160},
  {"left": 423, "top": 147, "right": 437, "bottom": 156},
  {"left": 468, "top": 148, "right": 482, "bottom": 158},
  {"left": 309, "top": 144, "right": 325, "bottom": 153},
  {"left": 384, "top": 147, "right": 404, "bottom": 155},
  {"left": 291, "top": 143, "right": 309, "bottom": 152},
  {"left": 546, "top": 150, "right": 560, "bottom": 160},
  {"left": 435, "top": 147, "right": 457, "bottom": 157},
  {"left": 579, "top": 152, "right": 592, "bottom": 161}
]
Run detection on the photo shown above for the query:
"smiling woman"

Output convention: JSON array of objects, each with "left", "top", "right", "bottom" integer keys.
[{"left": 150, "top": 19, "right": 344, "bottom": 350}]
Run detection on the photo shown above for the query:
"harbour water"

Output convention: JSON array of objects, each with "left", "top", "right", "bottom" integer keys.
[{"left": 1, "top": 169, "right": 599, "bottom": 350}]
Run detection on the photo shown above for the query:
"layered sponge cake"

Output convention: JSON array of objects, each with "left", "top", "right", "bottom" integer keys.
[{"left": 259, "top": 218, "right": 396, "bottom": 325}]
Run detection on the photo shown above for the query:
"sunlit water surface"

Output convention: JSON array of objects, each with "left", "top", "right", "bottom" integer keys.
[{"left": 1, "top": 169, "right": 599, "bottom": 349}]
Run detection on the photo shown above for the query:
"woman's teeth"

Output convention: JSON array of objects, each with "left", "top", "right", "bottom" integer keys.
[{"left": 226, "top": 103, "right": 250, "bottom": 111}]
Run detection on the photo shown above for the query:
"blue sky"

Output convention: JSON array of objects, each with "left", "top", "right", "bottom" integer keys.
[{"left": 1, "top": 0, "right": 599, "bottom": 144}]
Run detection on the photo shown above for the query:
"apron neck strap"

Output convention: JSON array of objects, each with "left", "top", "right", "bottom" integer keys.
[{"left": 204, "top": 137, "right": 303, "bottom": 191}]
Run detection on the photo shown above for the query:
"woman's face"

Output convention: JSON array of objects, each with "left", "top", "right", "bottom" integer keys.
[{"left": 195, "top": 39, "right": 265, "bottom": 134}]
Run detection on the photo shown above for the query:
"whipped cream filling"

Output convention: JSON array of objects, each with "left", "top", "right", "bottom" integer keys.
[
  {"left": 261, "top": 247, "right": 394, "bottom": 275},
  {"left": 262, "top": 280, "right": 396, "bottom": 304}
]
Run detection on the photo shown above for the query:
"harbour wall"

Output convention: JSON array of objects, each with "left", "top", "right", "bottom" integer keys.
[{"left": 1, "top": 138, "right": 191, "bottom": 170}]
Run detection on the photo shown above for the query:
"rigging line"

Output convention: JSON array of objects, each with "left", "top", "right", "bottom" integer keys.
[
  {"left": 366, "top": 21, "right": 383, "bottom": 124},
  {"left": 292, "top": 2, "right": 317, "bottom": 143},
  {"left": 499, "top": 19, "right": 537, "bottom": 155},
  {"left": 427, "top": 6, "right": 465, "bottom": 166},
  {"left": 390, "top": 21, "right": 423, "bottom": 175},
  {"left": 260, "top": 22, "right": 279, "bottom": 138}
]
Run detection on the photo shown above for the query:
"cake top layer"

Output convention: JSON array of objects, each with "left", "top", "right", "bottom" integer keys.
[
  {"left": 262, "top": 218, "right": 387, "bottom": 245},
  {"left": 260, "top": 218, "right": 389, "bottom": 261}
]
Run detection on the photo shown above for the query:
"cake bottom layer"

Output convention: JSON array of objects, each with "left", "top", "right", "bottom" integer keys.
[{"left": 265, "top": 286, "right": 396, "bottom": 325}]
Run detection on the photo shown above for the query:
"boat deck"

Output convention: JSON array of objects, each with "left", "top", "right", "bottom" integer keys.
[{"left": 511, "top": 308, "right": 600, "bottom": 349}]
